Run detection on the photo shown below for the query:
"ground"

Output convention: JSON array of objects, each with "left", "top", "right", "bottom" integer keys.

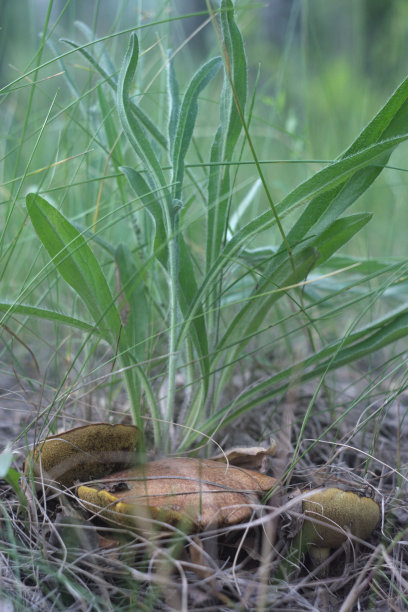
[{"left": 0, "top": 360, "right": 407, "bottom": 611}]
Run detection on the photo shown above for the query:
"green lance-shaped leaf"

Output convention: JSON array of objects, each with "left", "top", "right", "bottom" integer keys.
[
  {"left": 235, "top": 132, "right": 408, "bottom": 306},
  {"left": 120, "top": 166, "right": 167, "bottom": 267},
  {"left": 115, "top": 243, "right": 148, "bottom": 361},
  {"left": 215, "top": 246, "right": 318, "bottom": 369},
  {"left": 117, "top": 33, "right": 170, "bottom": 203},
  {"left": 276, "top": 73, "right": 408, "bottom": 261},
  {"left": 276, "top": 135, "right": 408, "bottom": 222},
  {"left": 178, "top": 133, "right": 405, "bottom": 351},
  {"left": 311, "top": 212, "right": 372, "bottom": 266},
  {"left": 26, "top": 193, "right": 121, "bottom": 340},
  {"left": 63, "top": 37, "right": 167, "bottom": 150},
  {"left": 171, "top": 56, "right": 222, "bottom": 200},
  {"left": 220, "top": 0, "right": 247, "bottom": 159}
]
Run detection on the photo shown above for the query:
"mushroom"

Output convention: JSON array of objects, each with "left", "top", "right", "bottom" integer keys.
[
  {"left": 25, "top": 425, "right": 380, "bottom": 548},
  {"left": 25, "top": 424, "right": 277, "bottom": 530},
  {"left": 76, "top": 457, "right": 277, "bottom": 529},
  {"left": 24, "top": 423, "right": 140, "bottom": 488},
  {"left": 301, "top": 487, "right": 380, "bottom": 567}
]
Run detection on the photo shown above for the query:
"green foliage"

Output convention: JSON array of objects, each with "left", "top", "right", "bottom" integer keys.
[
  {"left": 26, "top": 193, "right": 122, "bottom": 341},
  {"left": 0, "top": 0, "right": 404, "bottom": 454}
]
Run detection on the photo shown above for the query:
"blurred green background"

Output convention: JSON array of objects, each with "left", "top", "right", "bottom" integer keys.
[{"left": 2, "top": 0, "right": 408, "bottom": 259}]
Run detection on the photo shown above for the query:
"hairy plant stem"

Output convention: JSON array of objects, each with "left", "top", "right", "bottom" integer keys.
[{"left": 164, "top": 213, "right": 179, "bottom": 451}]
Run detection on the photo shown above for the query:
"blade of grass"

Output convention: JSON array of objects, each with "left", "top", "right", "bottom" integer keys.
[{"left": 0, "top": 301, "right": 94, "bottom": 331}]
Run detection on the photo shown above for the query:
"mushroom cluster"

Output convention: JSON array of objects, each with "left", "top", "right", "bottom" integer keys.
[{"left": 25, "top": 423, "right": 380, "bottom": 565}]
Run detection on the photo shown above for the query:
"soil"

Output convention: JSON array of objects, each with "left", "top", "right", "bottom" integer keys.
[{"left": 1, "top": 356, "right": 407, "bottom": 611}]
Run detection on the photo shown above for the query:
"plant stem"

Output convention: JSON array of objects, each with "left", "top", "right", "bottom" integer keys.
[{"left": 165, "top": 214, "right": 179, "bottom": 450}]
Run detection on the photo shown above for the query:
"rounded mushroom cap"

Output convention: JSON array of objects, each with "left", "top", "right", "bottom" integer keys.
[
  {"left": 77, "top": 457, "right": 277, "bottom": 529},
  {"left": 24, "top": 423, "right": 140, "bottom": 488},
  {"left": 302, "top": 487, "right": 380, "bottom": 548}
]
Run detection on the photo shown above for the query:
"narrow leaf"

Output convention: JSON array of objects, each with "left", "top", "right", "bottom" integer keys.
[
  {"left": 63, "top": 37, "right": 167, "bottom": 149},
  {"left": 120, "top": 166, "right": 167, "bottom": 266},
  {"left": 220, "top": 0, "right": 247, "bottom": 159},
  {"left": 115, "top": 243, "right": 148, "bottom": 360},
  {"left": 277, "top": 72, "right": 408, "bottom": 258},
  {"left": 177, "top": 235, "right": 210, "bottom": 382},
  {"left": 26, "top": 193, "right": 121, "bottom": 339},
  {"left": 167, "top": 55, "right": 180, "bottom": 159},
  {"left": 171, "top": 56, "right": 222, "bottom": 200},
  {"left": 206, "top": 0, "right": 247, "bottom": 272},
  {"left": 311, "top": 213, "right": 372, "bottom": 266},
  {"left": 0, "top": 301, "right": 94, "bottom": 331},
  {"left": 117, "top": 33, "right": 169, "bottom": 200}
]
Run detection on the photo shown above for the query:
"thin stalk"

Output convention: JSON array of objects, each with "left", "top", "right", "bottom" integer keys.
[{"left": 165, "top": 214, "right": 180, "bottom": 449}]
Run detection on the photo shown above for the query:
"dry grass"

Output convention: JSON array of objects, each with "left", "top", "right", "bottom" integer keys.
[{"left": 1, "top": 365, "right": 407, "bottom": 611}]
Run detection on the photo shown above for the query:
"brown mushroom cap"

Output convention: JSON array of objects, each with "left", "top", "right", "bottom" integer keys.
[
  {"left": 77, "top": 457, "right": 277, "bottom": 529},
  {"left": 25, "top": 423, "right": 140, "bottom": 488},
  {"left": 302, "top": 487, "right": 380, "bottom": 548}
]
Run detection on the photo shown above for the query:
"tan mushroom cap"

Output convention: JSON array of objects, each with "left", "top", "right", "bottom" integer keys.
[{"left": 77, "top": 457, "right": 277, "bottom": 529}]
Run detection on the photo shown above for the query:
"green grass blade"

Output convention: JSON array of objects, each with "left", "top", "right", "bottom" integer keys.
[
  {"left": 210, "top": 213, "right": 371, "bottom": 404},
  {"left": 218, "top": 212, "right": 372, "bottom": 355},
  {"left": 178, "top": 130, "right": 401, "bottom": 349},
  {"left": 26, "top": 193, "right": 121, "bottom": 339},
  {"left": 0, "top": 301, "right": 94, "bottom": 331},
  {"left": 97, "top": 85, "right": 124, "bottom": 168},
  {"left": 206, "top": 0, "right": 247, "bottom": 275},
  {"left": 215, "top": 246, "right": 318, "bottom": 360},
  {"left": 167, "top": 55, "right": 180, "bottom": 159},
  {"left": 74, "top": 20, "right": 117, "bottom": 82}
]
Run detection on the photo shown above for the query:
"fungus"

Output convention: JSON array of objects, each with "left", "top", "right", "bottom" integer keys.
[
  {"left": 25, "top": 423, "right": 140, "bottom": 488},
  {"left": 301, "top": 487, "right": 380, "bottom": 566},
  {"left": 77, "top": 457, "right": 277, "bottom": 529}
]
